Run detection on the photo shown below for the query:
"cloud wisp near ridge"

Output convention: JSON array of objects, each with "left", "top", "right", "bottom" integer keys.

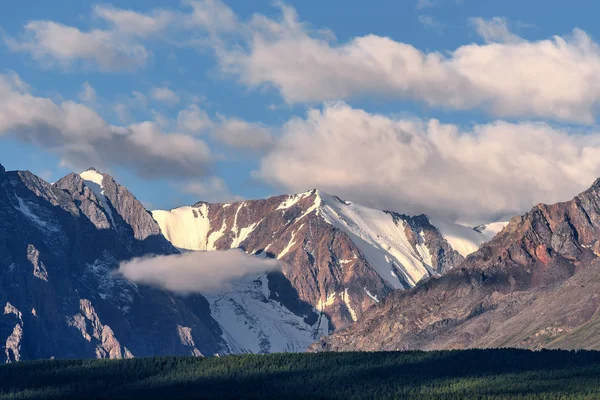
[{"left": 117, "top": 249, "right": 279, "bottom": 294}]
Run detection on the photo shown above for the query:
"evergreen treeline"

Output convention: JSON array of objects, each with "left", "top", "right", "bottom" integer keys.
[{"left": 1, "top": 349, "right": 600, "bottom": 399}]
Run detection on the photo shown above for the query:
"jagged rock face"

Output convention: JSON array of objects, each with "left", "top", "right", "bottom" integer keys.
[
  {"left": 153, "top": 190, "right": 466, "bottom": 330},
  {"left": 55, "top": 170, "right": 174, "bottom": 254},
  {"left": 0, "top": 168, "right": 226, "bottom": 362},
  {"left": 313, "top": 180, "right": 600, "bottom": 352}
]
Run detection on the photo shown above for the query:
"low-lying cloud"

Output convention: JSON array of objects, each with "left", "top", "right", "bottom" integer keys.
[{"left": 117, "top": 249, "right": 279, "bottom": 294}]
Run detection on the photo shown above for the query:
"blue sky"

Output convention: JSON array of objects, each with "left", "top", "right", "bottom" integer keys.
[{"left": 1, "top": 0, "right": 600, "bottom": 222}]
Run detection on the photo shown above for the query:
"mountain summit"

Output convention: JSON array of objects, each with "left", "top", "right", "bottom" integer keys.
[
  {"left": 0, "top": 166, "right": 225, "bottom": 361},
  {"left": 152, "top": 189, "right": 491, "bottom": 331},
  {"left": 313, "top": 178, "right": 600, "bottom": 352}
]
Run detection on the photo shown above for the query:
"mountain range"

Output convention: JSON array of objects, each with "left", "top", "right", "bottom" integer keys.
[
  {"left": 4, "top": 162, "right": 600, "bottom": 363},
  {"left": 314, "top": 179, "right": 600, "bottom": 352}
]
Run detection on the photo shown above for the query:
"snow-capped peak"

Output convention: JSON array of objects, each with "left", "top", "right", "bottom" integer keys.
[
  {"left": 79, "top": 168, "right": 104, "bottom": 188},
  {"left": 79, "top": 169, "right": 116, "bottom": 228}
]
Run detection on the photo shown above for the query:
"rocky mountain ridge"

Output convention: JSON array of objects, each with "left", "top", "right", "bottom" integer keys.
[
  {"left": 313, "top": 178, "right": 600, "bottom": 352},
  {"left": 0, "top": 163, "right": 512, "bottom": 362},
  {"left": 0, "top": 166, "right": 229, "bottom": 362},
  {"left": 152, "top": 189, "right": 488, "bottom": 331}
]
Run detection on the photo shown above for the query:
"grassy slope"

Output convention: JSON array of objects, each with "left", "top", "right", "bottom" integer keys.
[{"left": 2, "top": 349, "right": 600, "bottom": 399}]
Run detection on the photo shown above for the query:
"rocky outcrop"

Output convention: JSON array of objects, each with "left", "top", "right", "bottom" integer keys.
[
  {"left": 68, "top": 299, "right": 133, "bottom": 359},
  {"left": 0, "top": 166, "right": 226, "bottom": 362},
  {"left": 313, "top": 179, "right": 600, "bottom": 352},
  {"left": 55, "top": 169, "right": 175, "bottom": 255},
  {"left": 153, "top": 190, "right": 468, "bottom": 330},
  {"left": 2, "top": 302, "right": 24, "bottom": 362}
]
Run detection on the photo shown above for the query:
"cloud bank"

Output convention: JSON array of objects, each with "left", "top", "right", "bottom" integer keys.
[
  {"left": 0, "top": 72, "right": 212, "bottom": 178},
  {"left": 258, "top": 102, "right": 600, "bottom": 223},
  {"left": 215, "top": 5, "right": 600, "bottom": 124},
  {"left": 7, "top": 2, "right": 600, "bottom": 123},
  {"left": 117, "top": 249, "right": 279, "bottom": 294}
]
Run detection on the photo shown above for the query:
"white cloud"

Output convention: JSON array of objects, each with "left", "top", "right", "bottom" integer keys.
[
  {"left": 185, "top": 0, "right": 239, "bottom": 33},
  {"left": 5, "top": 21, "right": 149, "bottom": 71},
  {"left": 176, "top": 104, "right": 213, "bottom": 133},
  {"left": 179, "top": 176, "right": 243, "bottom": 203},
  {"left": 257, "top": 102, "right": 600, "bottom": 223},
  {"left": 117, "top": 249, "right": 278, "bottom": 294},
  {"left": 78, "top": 82, "right": 97, "bottom": 104},
  {"left": 9, "top": 3, "right": 593, "bottom": 124},
  {"left": 93, "top": 5, "right": 175, "bottom": 37},
  {"left": 471, "top": 17, "right": 521, "bottom": 44},
  {"left": 0, "top": 73, "right": 213, "bottom": 179},
  {"left": 150, "top": 87, "right": 180, "bottom": 106},
  {"left": 173, "top": 105, "right": 274, "bottom": 152},
  {"left": 2, "top": 1, "right": 239, "bottom": 72},
  {"left": 213, "top": 115, "right": 274, "bottom": 153},
  {"left": 113, "top": 91, "right": 148, "bottom": 123},
  {"left": 214, "top": 3, "right": 600, "bottom": 124}
]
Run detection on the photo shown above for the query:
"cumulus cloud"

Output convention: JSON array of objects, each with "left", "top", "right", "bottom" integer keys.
[
  {"left": 176, "top": 104, "right": 213, "bottom": 133},
  {"left": 4, "top": 21, "right": 149, "bottom": 71},
  {"left": 179, "top": 176, "right": 243, "bottom": 203},
  {"left": 150, "top": 87, "right": 180, "bottom": 106},
  {"left": 172, "top": 105, "right": 274, "bottom": 152},
  {"left": 0, "top": 72, "right": 213, "bottom": 178},
  {"left": 213, "top": 116, "right": 274, "bottom": 153},
  {"left": 93, "top": 5, "right": 175, "bottom": 37},
  {"left": 2, "top": 1, "right": 236, "bottom": 72},
  {"left": 8, "top": 2, "right": 599, "bottom": 124},
  {"left": 214, "top": 3, "right": 600, "bottom": 124},
  {"left": 257, "top": 102, "right": 600, "bottom": 223},
  {"left": 184, "top": 0, "right": 239, "bottom": 33},
  {"left": 117, "top": 249, "right": 278, "bottom": 294}
]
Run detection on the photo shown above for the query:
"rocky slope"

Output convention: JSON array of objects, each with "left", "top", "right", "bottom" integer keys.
[
  {"left": 0, "top": 166, "right": 229, "bottom": 362},
  {"left": 0, "top": 163, "right": 501, "bottom": 362},
  {"left": 152, "top": 190, "right": 487, "bottom": 331},
  {"left": 313, "top": 179, "right": 600, "bottom": 352}
]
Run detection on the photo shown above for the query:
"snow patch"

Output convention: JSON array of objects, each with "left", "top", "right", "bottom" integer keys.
[
  {"left": 230, "top": 202, "right": 262, "bottom": 249},
  {"left": 427, "top": 216, "right": 490, "bottom": 257},
  {"left": 317, "top": 292, "right": 337, "bottom": 312},
  {"left": 85, "top": 257, "right": 136, "bottom": 313},
  {"left": 341, "top": 288, "right": 357, "bottom": 322},
  {"left": 294, "top": 191, "right": 322, "bottom": 223},
  {"left": 207, "top": 219, "right": 228, "bottom": 251},
  {"left": 207, "top": 273, "right": 324, "bottom": 354},
  {"left": 14, "top": 196, "right": 58, "bottom": 232},
  {"left": 79, "top": 170, "right": 116, "bottom": 228},
  {"left": 364, "top": 288, "right": 379, "bottom": 303},
  {"left": 319, "top": 192, "right": 431, "bottom": 289},
  {"left": 276, "top": 191, "right": 312, "bottom": 210},
  {"left": 152, "top": 205, "right": 211, "bottom": 251},
  {"left": 277, "top": 224, "right": 304, "bottom": 259},
  {"left": 154, "top": 202, "right": 263, "bottom": 252}
]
